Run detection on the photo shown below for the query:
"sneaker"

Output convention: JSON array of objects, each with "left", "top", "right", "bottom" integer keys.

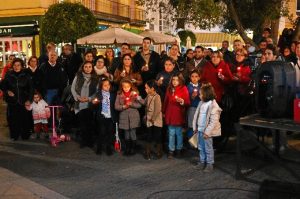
[
  {"left": 203, "top": 164, "right": 214, "bottom": 173},
  {"left": 194, "top": 162, "right": 206, "bottom": 170}
]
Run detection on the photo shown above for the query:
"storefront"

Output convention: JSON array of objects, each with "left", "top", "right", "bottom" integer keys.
[{"left": 0, "top": 21, "right": 39, "bottom": 68}]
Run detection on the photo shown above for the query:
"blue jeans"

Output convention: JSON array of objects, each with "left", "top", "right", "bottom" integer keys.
[
  {"left": 198, "top": 131, "right": 214, "bottom": 164},
  {"left": 46, "top": 89, "right": 59, "bottom": 105},
  {"left": 168, "top": 125, "right": 183, "bottom": 152}
]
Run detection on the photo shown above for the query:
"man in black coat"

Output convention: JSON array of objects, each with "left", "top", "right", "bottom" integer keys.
[
  {"left": 133, "top": 37, "right": 161, "bottom": 97},
  {"left": 58, "top": 44, "right": 83, "bottom": 84},
  {"left": 40, "top": 51, "right": 68, "bottom": 105}
]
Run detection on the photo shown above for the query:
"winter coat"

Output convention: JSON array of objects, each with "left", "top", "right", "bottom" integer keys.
[
  {"left": 192, "top": 99, "right": 222, "bottom": 137},
  {"left": 29, "top": 99, "right": 49, "bottom": 124},
  {"left": 24, "top": 67, "right": 44, "bottom": 95},
  {"left": 140, "top": 93, "right": 163, "bottom": 128},
  {"left": 39, "top": 61, "right": 68, "bottom": 96},
  {"left": 133, "top": 51, "right": 161, "bottom": 82},
  {"left": 115, "top": 91, "right": 141, "bottom": 130},
  {"left": 113, "top": 68, "right": 143, "bottom": 86},
  {"left": 71, "top": 72, "right": 98, "bottom": 112},
  {"left": 201, "top": 60, "right": 233, "bottom": 103},
  {"left": 93, "top": 90, "right": 117, "bottom": 122},
  {"left": 2, "top": 70, "right": 33, "bottom": 105},
  {"left": 184, "top": 58, "right": 207, "bottom": 78},
  {"left": 163, "top": 85, "right": 190, "bottom": 126},
  {"left": 230, "top": 62, "right": 251, "bottom": 95}
]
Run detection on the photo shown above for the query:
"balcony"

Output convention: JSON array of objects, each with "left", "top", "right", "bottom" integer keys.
[
  {"left": 93, "top": 0, "right": 130, "bottom": 24},
  {"left": 130, "top": 7, "right": 146, "bottom": 26}
]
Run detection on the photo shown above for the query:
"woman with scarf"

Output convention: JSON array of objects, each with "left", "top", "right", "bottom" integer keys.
[{"left": 71, "top": 61, "right": 99, "bottom": 148}]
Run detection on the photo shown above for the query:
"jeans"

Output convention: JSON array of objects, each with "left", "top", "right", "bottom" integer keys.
[
  {"left": 168, "top": 125, "right": 183, "bottom": 152},
  {"left": 46, "top": 89, "right": 59, "bottom": 105},
  {"left": 198, "top": 131, "right": 214, "bottom": 164}
]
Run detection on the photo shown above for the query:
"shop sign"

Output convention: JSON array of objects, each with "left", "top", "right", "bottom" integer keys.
[
  {"left": 0, "top": 25, "right": 36, "bottom": 36},
  {"left": 0, "top": 28, "right": 12, "bottom": 34}
]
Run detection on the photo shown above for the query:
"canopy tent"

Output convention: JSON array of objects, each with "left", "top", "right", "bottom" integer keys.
[
  {"left": 139, "top": 30, "right": 177, "bottom": 44},
  {"left": 77, "top": 27, "right": 144, "bottom": 45}
]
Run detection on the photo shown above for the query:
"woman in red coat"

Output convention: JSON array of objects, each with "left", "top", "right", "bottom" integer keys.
[
  {"left": 231, "top": 49, "right": 252, "bottom": 121},
  {"left": 163, "top": 72, "right": 190, "bottom": 158},
  {"left": 201, "top": 51, "right": 233, "bottom": 103}
]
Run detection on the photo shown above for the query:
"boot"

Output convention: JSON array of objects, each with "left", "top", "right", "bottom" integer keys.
[
  {"left": 130, "top": 140, "right": 136, "bottom": 155},
  {"left": 96, "top": 143, "right": 102, "bottom": 155},
  {"left": 123, "top": 140, "right": 130, "bottom": 156},
  {"left": 156, "top": 144, "right": 163, "bottom": 159},
  {"left": 144, "top": 143, "right": 151, "bottom": 160},
  {"left": 105, "top": 145, "right": 113, "bottom": 156}
]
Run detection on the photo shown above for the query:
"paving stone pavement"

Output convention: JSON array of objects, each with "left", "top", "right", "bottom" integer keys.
[{"left": 0, "top": 100, "right": 299, "bottom": 199}]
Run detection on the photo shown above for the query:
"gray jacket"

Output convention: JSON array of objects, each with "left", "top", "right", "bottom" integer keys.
[
  {"left": 115, "top": 92, "right": 141, "bottom": 130},
  {"left": 192, "top": 99, "right": 222, "bottom": 137}
]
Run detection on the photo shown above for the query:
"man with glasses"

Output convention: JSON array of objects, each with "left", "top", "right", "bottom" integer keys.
[{"left": 110, "top": 43, "right": 130, "bottom": 75}]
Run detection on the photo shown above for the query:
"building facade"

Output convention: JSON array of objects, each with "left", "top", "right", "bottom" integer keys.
[{"left": 0, "top": 0, "right": 145, "bottom": 67}]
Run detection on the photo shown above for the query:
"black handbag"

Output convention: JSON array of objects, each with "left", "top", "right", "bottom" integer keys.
[{"left": 61, "top": 85, "right": 75, "bottom": 109}]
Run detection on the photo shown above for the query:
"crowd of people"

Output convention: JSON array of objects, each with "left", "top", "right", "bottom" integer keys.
[{"left": 0, "top": 28, "right": 300, "bottom": 172}]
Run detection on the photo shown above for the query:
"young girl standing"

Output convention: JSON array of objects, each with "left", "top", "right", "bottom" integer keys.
[
  {"left": 92, "top": 78, "right": 116, "bottom": 155},
  {"left": 186, "top": 70, "right": 201, "bottom": 139},
  {"left": 115, "top": 78, "right": 141, "bottom": 155},
  {"left": 28, "top": 92, "right": 50, "bottom": 139},
  {"left": 163, "top": 73, "right": 190, "bottom": 158},
  {"left": 192, "top": 83, "right": 222, "bottom": 172},
  {"left": 138, "top": 80, "right": 163, "bottom": 160}
]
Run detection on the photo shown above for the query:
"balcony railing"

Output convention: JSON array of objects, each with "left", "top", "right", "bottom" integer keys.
[
  {"left": 130, "top": 7, "right": 146, "bottom": 25},
  {"left": 93, "top": 0, "right": 130, "bottom": 23}
]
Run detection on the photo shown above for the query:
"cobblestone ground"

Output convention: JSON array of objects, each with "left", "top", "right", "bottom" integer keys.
[{"left": 0, "top": 100, "right": 299, "bottom": 199}]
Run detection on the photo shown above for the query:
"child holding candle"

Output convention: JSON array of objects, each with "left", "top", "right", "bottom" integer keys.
[
  {"left": 92, "top": 78, "right": 117, "bottom": 155},
  {"left": 186, "top": 70, "right": 202, "bottom": 140},
  {"left": 138, "top": 80, "right": 163, "bottom": 160},
  {"left": 115, "top": 78, "right": 141, "bottom": 155},
  {"left": 192, "top": 83, "right": 222, "bottom": 172},
  {"left": 163, "top": 72, "right": 190, "bottom": 158}
]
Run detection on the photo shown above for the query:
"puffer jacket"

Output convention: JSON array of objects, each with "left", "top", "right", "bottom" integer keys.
[
  {"left": 2, "top": 70, "right": 33, "bottom": 105},
  {"left": 192, "top": 99, "right": 222, "bottom": 137}
]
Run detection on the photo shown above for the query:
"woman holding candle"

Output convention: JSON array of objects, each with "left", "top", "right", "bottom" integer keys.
[
  {"left": 156, "top": 57, "right": 177, "bottom": 101},
  {"left": 201, "top": 51, "right": 233, "bottom": 104},
  {"left": 92, "top": 78, "right": 117, "bottom": 155},
  {"left": 163, "top": 72, "right": 190, "bottom": 158},
  {"left": 231, "top": 49, "right": 252, "bottom": 120},
  {"left": 115, "top": 78, "right": 142, "bottom": 155},
  {"left": 113, "top": 54, "right": 142, "bottom": 87},
  {"left": 71, "top": 61, "right": 98, "bottom": 148}
]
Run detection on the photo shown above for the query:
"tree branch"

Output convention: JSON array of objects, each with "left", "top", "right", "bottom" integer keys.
[{"left": 226, "top": 0, "right": 258, "bottom": 48}]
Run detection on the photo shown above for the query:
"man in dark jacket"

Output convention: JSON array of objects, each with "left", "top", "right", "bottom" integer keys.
[
  {"left": 134, "top": 37, "right": 161, "bottom": 97},
  {"left": 58, "top": 44, "right": 83, "bottom": 84},
  {"left": 220, "top": 40, "right": 234, "bottom": 65},
  {"left": 40, "top": 51, "right": 68, "bottom": 105},
  {"left": 185, "top": 45, "right": 207, "bottom": 79}
]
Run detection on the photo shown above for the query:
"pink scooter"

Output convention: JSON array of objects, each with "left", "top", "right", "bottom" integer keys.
[{"left": 47, "top": 105, "right": 71, "bottom": 147}]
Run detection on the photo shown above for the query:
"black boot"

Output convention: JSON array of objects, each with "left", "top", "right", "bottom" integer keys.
[
  {"left": 123, "top": 140, "right": 130, "bottom": 156},
  {"left": 105, "top": 145, "right": 113, "bottom": 156},
  {"left": 130, "top": 140, "right": 136, "bottom": 155},
  {"left": 144, "top": 143, "right": 151, "bottom": 160}
]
